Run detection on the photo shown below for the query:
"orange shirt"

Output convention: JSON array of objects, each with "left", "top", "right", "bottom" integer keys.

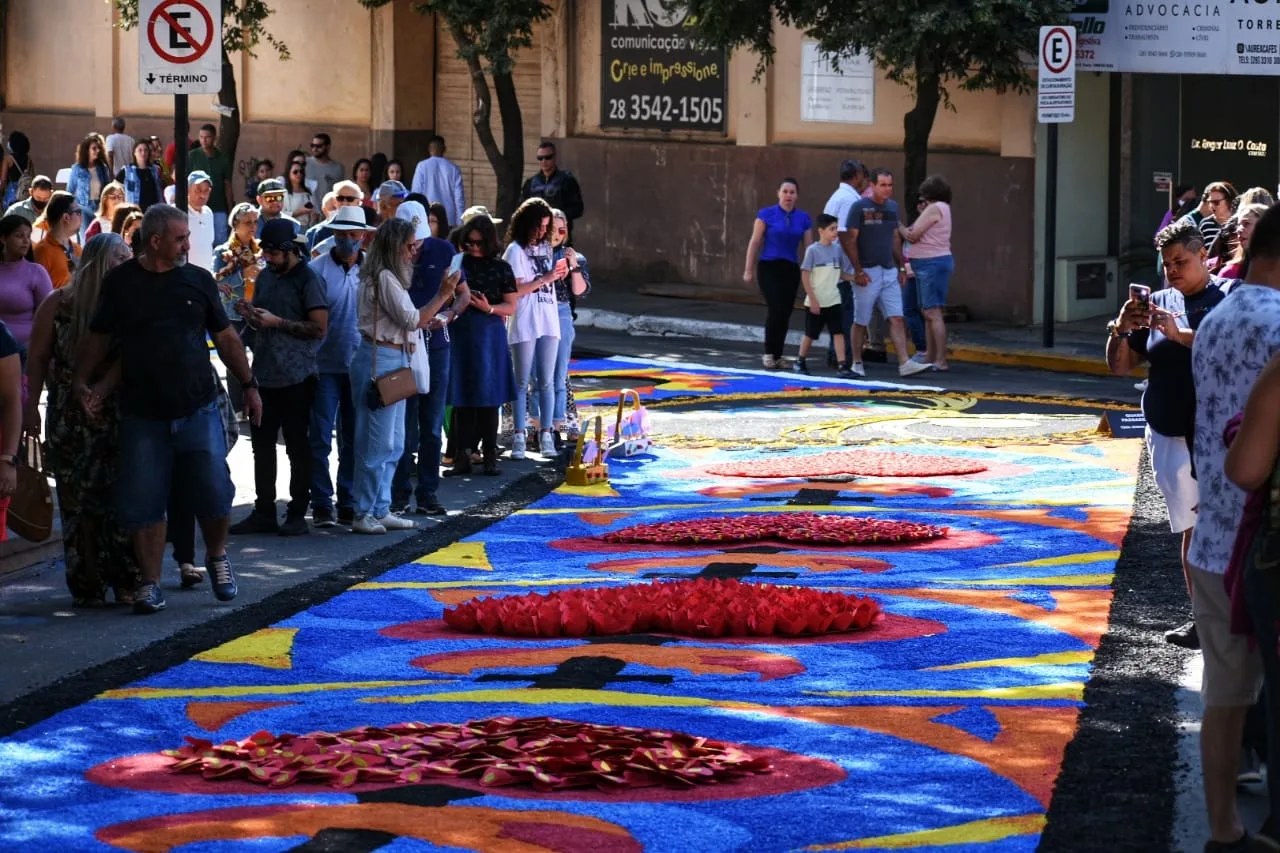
[{"left": 32, "top": 239, "right": 82, "bottom": 289}]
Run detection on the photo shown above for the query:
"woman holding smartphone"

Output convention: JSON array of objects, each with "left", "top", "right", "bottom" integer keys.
[
  {"left": 1106, "top": 218, "right": 1228, "bottom": 650},
  {"left": 284, "top": 162, "right": 317, "bottom": 229}
]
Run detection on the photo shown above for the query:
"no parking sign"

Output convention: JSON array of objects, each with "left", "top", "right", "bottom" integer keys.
[{"left": 138, "top": 0, "right": 222, "bottom": 95}]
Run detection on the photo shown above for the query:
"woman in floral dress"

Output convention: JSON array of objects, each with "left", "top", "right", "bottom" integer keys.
[{"left": 24, "top": 233, "right": 140, "bottom": 605}]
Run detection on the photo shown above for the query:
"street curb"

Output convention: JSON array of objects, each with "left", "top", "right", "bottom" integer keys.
[{"left": 574, "top": 309, "right": 1146, "bottom": 378}]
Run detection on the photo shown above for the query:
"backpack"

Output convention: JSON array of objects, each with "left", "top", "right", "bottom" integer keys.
[{"left": 13, "top": 157, "right": 35, "bottom": 203}]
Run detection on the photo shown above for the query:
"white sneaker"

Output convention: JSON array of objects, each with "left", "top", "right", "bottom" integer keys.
[
  {"left": 851, "top": 362, "right": 866, "bottom": 377},
  {"left": 1135, "top": 379, "right": 1149, "bottom": 392},
  {"left": 762, "top": 354, "right": 778, "bottom": 369},
  {"left": 375, "top": 513, "right": 418, "bottom": 531},
  {"left": 352, "top": 516, "right": 386, "bottom": 535},
  {"left": 899, "top": 359, "right": 931, "bottom": 377},
  {"left": 511, "top": 432, "right": 527, "bottom": 460},
  {"left": 539, "top": 430, "right": 557, "bottom": 455}
]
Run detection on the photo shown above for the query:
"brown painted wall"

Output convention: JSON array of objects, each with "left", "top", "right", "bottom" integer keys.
[{"left": 557, "top": 138, "right": 1035, "bottom": 324}]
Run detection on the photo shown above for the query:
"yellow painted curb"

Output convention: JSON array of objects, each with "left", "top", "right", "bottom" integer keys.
[{"left": 884, "top": 342, "right": 1146, "bottom": 378}]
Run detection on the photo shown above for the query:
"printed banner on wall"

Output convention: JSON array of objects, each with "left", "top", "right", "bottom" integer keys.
[
  {"left": 1072, "top": 0, "right": 1280, "bottom": 75},
  {"left": 601, "top": 0, "right": 728, "bottom": 133}
]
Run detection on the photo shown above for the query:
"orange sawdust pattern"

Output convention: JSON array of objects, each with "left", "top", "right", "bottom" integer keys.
[
  {"left": 773, "top": 704, "right": 1080, "bottom": 809},
  {"left": 185, "top": 701, "right": 294, "bottom": 733},
  {"left": 704, "top": 451, "right": 989, "bottom": 479},
  {"left": 443, "top": 578, "right": 883, "bottom": 638},
  {"left": 95, "top": 803, "right": 641, "bottom": 853},
  {"left": 412, "top": 645, "right": 806, "bottom": 681},
  {"left": 163, "top": 716, "right": 772, "bottom": 792}
]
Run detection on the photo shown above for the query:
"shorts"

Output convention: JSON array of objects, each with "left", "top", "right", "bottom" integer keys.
[
  {"left": 804, "top": 305, "right": 844, "bottom": 340},
  {"left": 115, "top": 398, "right": 236, "bottom": 530},
  {"left": 1145, "top": 426, "right": 1198, "bottom": 533},
  {"left": 911, "top": 254, "right": 954, "bottom": 310},
  {"left": 1191, "top": 564, "right": 1263, "bottom": 707},
  {"left": 853, "top": 266, "right": 903, "bottom": 326}
]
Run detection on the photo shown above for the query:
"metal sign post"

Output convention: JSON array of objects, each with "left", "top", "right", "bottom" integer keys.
[
  {"left": 1037, "top": 25, "right": 1076, "bottom": 349},
  {"left": 138, "top": 0, "right": 222, "bottom": 212}
]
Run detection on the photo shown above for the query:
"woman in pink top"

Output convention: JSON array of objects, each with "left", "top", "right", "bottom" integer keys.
[
  {"left": 0, "top": 213, "right": 53, "bottom": 348},
  {"left": 899, "top": 175, "right": 953, "bottom": 371}
]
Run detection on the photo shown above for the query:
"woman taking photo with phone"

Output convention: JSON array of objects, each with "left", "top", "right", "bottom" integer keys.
[{"left": 1106, "top": 219, "right": 1229, "bottom": 650}]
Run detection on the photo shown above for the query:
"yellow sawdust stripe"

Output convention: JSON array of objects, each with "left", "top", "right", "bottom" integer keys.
[
  {"left": 925, "top": 651, "right": 1094, "bottom": 671},
  {"left": 931, "top": 574, "right": 1113, "bottom": 587},
  {"left": 360, "top": 688, "right": 720, "bottom": 707},
  {"left": 352, "top": 577, "right": 628, "bottom": 590},
  {"left": 995, "top": 550, "right": 1119, "bottom": 568},
  {"left": 800, "top": 813, "right": 1046, "bottom": 850},
  {"left": 98, "top": 678, "right": 453, "bottom": 700},
  {"left": 804, "top": 682, "right": 1084, "bottom": 701}
]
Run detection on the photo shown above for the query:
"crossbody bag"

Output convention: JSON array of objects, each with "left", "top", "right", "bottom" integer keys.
[{"left": 365, "top": 273, "right": 416, "bottom": 410}]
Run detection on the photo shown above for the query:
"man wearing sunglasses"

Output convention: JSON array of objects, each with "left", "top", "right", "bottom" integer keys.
[
  {"left": 1179, "top": 181, "right": 1238, "bottom": 257},
  {"left": 519, "top": 141, "right": 584, "bottom": 240},
  {"left": 305, "top": 133, "right": 344, "bottom": 201},
  {"left": 305, "top": 181, "right": 364, "bottom": 251},
  {"left": 255, "top": 178, "right": 300, "bottom": 239}
]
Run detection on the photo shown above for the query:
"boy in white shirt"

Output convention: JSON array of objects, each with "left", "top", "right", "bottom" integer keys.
[{"left": 796, "top": 214, "right": 857, "bottom": 377}]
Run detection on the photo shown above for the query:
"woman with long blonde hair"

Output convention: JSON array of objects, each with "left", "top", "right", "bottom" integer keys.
[
  {"left": 25, "top": 233, "right": 141, "bottom": 606},
  {"left": 349, "top": 217, "right": 455, "bottom": 534}
]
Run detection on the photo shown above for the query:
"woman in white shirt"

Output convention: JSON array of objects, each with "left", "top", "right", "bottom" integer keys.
[
  {"left": 284, "top": 161, "right": 317, "bottom": 230},
  {"left": 503, "top": 198, "right": 566, "bottom": 459},
  {"left": 349, "top": 217, "right": 456, "bottom": 535}
]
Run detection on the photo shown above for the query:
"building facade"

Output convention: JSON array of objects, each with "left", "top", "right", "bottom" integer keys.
[{"left": 1, "top": 0, "right": 1052, "bottom": 322}]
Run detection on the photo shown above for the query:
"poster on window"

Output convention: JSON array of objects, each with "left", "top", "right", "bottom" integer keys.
[
  {"left": 601, "top": 0, "right": 728, "bottom": 133},
  {"left": 800, "top": 42, "right": 875, "bottom": 124}
]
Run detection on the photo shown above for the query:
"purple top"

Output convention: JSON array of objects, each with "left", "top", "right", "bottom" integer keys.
[{"left": 0, "top": 260, "right": 52, "bottom": 345}]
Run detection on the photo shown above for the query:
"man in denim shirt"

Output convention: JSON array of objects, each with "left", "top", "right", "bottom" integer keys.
[
  {"left": 305, "top": 207, "right": 372, "bottom": 528},
  {"left": 393, "top": 205, "right": 467, "bottom": 515}
]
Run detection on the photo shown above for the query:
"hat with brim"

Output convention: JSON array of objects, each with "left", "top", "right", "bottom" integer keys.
[
  {"left": 259, "top": 217, "right": 306, "bottom": 251},
  {"left": 325, "top": 205, "right": 375, "bottom": 232},
  {"left": 460, "top": 205, "right": 500, "bottom": 225}
]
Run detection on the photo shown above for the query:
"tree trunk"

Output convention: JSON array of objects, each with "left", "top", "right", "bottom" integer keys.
[
  {"left": 491, "top": 68, "right": 525, "bottom": 221},
  {"left": 217, "top": 47, "right": 241, "bottom": 166},
  {"left": 902, "top": 54, "right": 941, "bottom": 224}
]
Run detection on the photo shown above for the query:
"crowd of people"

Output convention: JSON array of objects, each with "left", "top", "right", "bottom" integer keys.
[
  {"left": 743, "top": 159, "right": 953, "bottom": 378},
  {"left": 0, "top": 122, "right": 591, "bottom": 616},
  {"left": 1111, "top": 182, "right": 1280, "bottom": 851}
]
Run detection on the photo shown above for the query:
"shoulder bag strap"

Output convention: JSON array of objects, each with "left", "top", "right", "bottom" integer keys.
[{"left": 370, "top": 274, "right": 380, "bottom": 381}]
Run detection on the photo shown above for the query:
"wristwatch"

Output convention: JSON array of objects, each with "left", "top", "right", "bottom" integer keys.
[
  {"left": 1106, "top": 320, "right": 1130, "bottom": 339},
  {"left": 241, "top": 375, "right": 260, "bottom": 390}
]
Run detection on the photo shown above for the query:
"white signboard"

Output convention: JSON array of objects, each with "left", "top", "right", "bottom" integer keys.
[
  {"left": 1038, "top": 26, "right": 1076, "bottom": 123},
  {"left": 138, "top": 0, "right": 222, "bottom": 95},
  {"left": 800, "top": 42, "right": 875, "bottom": 125},
  {"left": 1072, "top": 1, "right": 1280, "bottom": 76}
]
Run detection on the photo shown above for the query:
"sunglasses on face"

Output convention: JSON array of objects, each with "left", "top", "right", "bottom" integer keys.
[
  {"left": 556, "top": 228, "right": 567, "bottom": 235},
  {"left": 262, "top": 193, "right": 285, "bottom": 201},
  {"left": 463, "top": 239, "right": 481, "bottom": 248},
  {"left": 310, "top": 142, "right": 326, "bottom": 149},
  {"left": 337, "top": 195, "right": 360, "bottom": 203},
  {"left": 69, "top": 208, "right": 83, "bottom": 216},
  {"left": 536, "top": 154, "right": 554, "bottom": 161}
]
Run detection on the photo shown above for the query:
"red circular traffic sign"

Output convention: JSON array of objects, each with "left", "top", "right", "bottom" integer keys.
[
  {"left": 1041, "top": 26, "right": 1072, "bottom": 74},
  {"left": 147, "top": 0, "right": 214, "bottom": 65}
]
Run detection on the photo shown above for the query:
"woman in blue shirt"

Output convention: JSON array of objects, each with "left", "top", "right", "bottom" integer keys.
[{"left": 743, "top": 178, "right": 812, "bottom": 369}]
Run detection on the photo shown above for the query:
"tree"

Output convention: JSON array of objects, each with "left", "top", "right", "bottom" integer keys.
[
  {"left": 361, "top": 0, "right": 552, "bottom": 219},
  {"left": 113, "top": 0, "right": 289, "bottom": 165},
  {"left": 676, "top": 0, "right": 1070, "bottom": 215}
]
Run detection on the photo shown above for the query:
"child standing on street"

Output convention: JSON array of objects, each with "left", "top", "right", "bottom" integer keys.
[{"left": 796, "top": 214, "right": 856, "bottom": 377}]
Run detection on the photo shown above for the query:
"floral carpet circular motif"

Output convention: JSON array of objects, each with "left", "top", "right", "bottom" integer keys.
[{"left": 599, "top": 513, "right": 947, "bottom": 546}]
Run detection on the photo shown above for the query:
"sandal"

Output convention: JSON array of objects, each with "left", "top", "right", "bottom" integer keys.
[{"left": 180, "top": 564, "right": 205, "bottom": 588}]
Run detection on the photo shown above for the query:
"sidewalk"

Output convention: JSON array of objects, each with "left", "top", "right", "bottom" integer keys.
[{"left": 576, "top": 288, "right": 1138, "bottom": 378}]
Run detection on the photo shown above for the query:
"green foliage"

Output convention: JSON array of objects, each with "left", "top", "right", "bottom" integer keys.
[
  {"left": 676, "top": 0, "right": 1072, "bottom": 99},
  {"left": 359, "top": 0, "right": 552, "bottom": 74},
  {"left": 112, "top": 0, "right": 289, "bottom": 60}
]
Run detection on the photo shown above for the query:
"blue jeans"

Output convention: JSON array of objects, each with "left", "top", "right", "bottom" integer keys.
[
  {"left": 116, "top": 399, "right": 234, "bottom": 530},
  {"left": 393, "top": 346, "right": 451, "bottom": 504},
  {"left": 901, "top": 275, "right": 927, "bottom": 353},
  {"left": 553, "top": 303, "right": 575, "bottom": 425},
  {"left": 310, "top": 371, "right": 355, "bottom": 514},
  {"left": 349, "top": 340, "right": 408, "bottom": 519},
  {"left": 213, "top": 211, "right": 229, "bottom": 252},
  {"left": 511, "top": 336, "right": 558, "bottom": 434}
]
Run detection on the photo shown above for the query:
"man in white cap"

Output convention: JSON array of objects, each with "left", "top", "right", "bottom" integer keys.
[
  {"left": 186, "top": 170, "right": 217, "bottom": 271},
  {"left": 307, "top": 206, "right": 374, "bottom": 528},
  {"left": 392, "top": 201, "right": 466, "bottom": 515}
]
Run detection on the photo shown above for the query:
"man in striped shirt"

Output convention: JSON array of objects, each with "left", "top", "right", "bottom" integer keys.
[{"left": 1180, "top": 181, "right": 1238, "bottom": 255}]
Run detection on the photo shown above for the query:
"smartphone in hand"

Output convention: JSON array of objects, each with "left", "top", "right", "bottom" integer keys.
[
  {"left": 449, "top": 253, "right": 464, "bottom": 275},
  {"left": 1129, "top": 283, "right": 1151, "bottom": 305}
]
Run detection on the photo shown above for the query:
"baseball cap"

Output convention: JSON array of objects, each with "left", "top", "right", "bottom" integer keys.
[
  {"left": 460, "top": 205, "right": 500, "bottom": 225},
  {"left": 188, "top": 170, "right": 212, "bottom": 186},
  {"left": 257, "top": 177, "right": 286, "bottom": 196},
  {"left": 395, "top": 201, "right": 431, "bottom": 241},
  {"left": 374, "top": 180, "right": 409, "bottom": 203}
]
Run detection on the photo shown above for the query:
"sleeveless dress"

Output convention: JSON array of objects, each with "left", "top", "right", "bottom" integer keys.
[{"left": 45, "top": 297, "right": 141, "bottom": 603}]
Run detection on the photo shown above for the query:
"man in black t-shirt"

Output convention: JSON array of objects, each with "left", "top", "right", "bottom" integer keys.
[
  {"left": 79, "top": 204, "right": 262, "bottom": 614},
  {"left": 1106, "top": 218, "right": 1227, "bottom": 649}
]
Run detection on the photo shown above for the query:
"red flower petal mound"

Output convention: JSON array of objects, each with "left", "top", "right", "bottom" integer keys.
[
  {"left": 599, "top": 513, "right": 947, "bottom": 547},
  {"left": 443, "top": 578, "right": 883, "bottom": 638},
  {"left": 164, "top": 716, "right": 772, "bottom": 792},
  {"left": 705, "top": 450, "right": 988, "bottom": 479}
]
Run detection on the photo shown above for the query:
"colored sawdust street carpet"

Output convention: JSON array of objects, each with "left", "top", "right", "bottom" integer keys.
[{"left": 0, "top": 357, "right": 1178, "bottom": 852}]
